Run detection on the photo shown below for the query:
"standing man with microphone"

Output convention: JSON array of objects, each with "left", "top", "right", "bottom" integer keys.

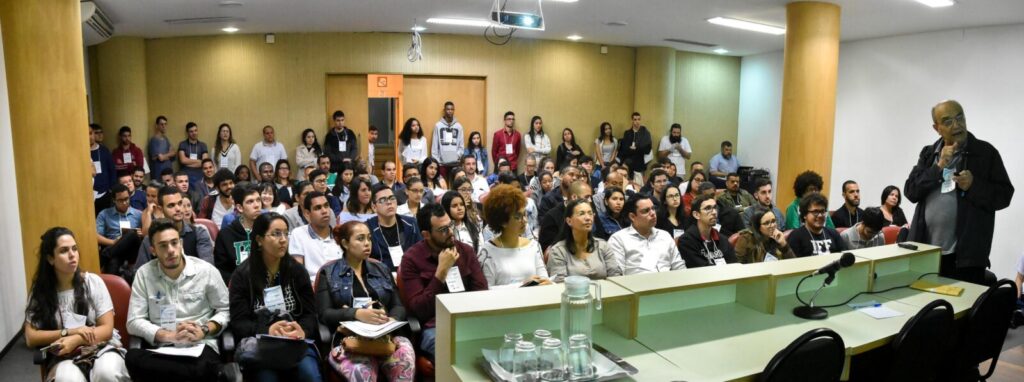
[{"left": 904, "top": 100, "right": 1013, "bottom": 284}]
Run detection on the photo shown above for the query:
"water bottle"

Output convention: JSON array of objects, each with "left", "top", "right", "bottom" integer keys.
[{"left": 560, "top": 276, "right": 601, "bottom": 380}]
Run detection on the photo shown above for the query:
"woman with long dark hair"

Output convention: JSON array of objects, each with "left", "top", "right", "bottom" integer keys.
[
  {"left": 546, "top": 199, "right": 621, "bottom": 281},
  {"left": 594, "top": 187, "right": 626, "bottom": 240},
  {"left": 734, "top": 207, "right": 795, "bottom": 263},
  {"left": 555, "top": 128, "right": 584, "bottom": 171},
  {"left": 880, "top": 185, "right": 908, "bottom": 226},
  {"left": 463, "top": 131, "right": 489, "bottom": 175},
  {"left": 234, "top": 164, "right": 252, "bottom": 183},
  {"left": 593, "top": 122, "right": 617, "bottom": 169},
  {"left": 295, "top": 129, "right": 322, "bottom": 181},
  {"left": 442, "top": 190, "right": 483, "bottom": 253},
  {"left": 656, "top": 184, "right": 687, "bottom": 239},
  {"left": 215, "top": 123, "right": 241, "bottom": 171},
  {"left": 419, "top": 157, "right": 447, "bottom": 197},
  {"left": 341, "top": 178, "right": 375, "bottom": 223},
  {"left": 228, "top": 213, "right": 321, "bottom": 382},
  {"left": 682, "top": 170, "right": 707, "bottom": 218},
  {"left": 451, "top": 176, "right": 483, "bottom": 229},
  {"left": 524, "top": 116, "right": 551, "bottom": 160},
  {"left": 320, "top": 221, "right": 415, "bottom": 381},
  {"left": 24, "top": 227, "right": 129, "bottom": 381},
  {"left": 399, "top": 118, "right": 427, "bottom": 165}
]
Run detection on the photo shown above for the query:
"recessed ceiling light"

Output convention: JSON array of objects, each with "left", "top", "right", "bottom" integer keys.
[
  {"left": 411, "top": 26, "right": 427, "bottom": 32},
  {"left": 707, "top": 17, "right": 785, "bottom": 35},
  {"left": 713, "top": 48, "right": 729, "bottom": 55},
  {"left": 548, "top": 0, "right": 579, "bottom": 3},
  {"left": 221, "top": 27, "right": 239, "bottom": 33},
  {"left": 914, "top": 0, "right": 955, "bottom": 7},
  {"left": 426, "top": 18, "right": 496, "bottom": 28},
  {"left": 567, "top": 34, "right": 582, "bottom": 41}
]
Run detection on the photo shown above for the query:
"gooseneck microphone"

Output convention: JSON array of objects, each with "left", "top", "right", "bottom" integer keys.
[{"left": 794, "top": 253, "right": 857, "bottom": 320}]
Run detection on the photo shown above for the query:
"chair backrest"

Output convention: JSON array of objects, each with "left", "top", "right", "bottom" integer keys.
[
  {"left": 728, "top": 233, "right": 740, "bottom": 247},
  {"left": 394, "top": 266, "right": 411, "bottom": 309},
  {"left": 960, "top": 279, "right": 1017, "bottom": 378},
  {"left": 98, "top": 273, "right": 131, "bottom": 339},
  {"left": 882, "top": 225, "right": 899, "bottom": 245},
  {"left": 759, "top": 327, "right": 845, "bottom": 382},
  {"left": 195, "top": 218, "right": 219, "bottom": 242},
  {"left": 886, "top": 299, "right": 955, "bottom": 381},
  {"left": 836, "top": 227, "right": 847, "bottom": 235}
]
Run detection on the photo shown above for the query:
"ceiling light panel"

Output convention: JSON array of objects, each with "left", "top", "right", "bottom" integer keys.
[{"left": 707, "top": 17, "right": 785, "bottom": 35}]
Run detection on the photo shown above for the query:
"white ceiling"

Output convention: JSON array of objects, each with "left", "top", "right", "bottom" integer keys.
[{"left": 93, "top": 0, "right": 1024, "bottom": 56}]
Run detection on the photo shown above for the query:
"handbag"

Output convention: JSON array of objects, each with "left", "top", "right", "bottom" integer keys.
[{"left": 338, "top": 325, "right": 396, "bottom": 357}]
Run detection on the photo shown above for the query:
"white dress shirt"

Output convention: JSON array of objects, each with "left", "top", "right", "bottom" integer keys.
[{"left": 608, "top": 226, "right": 686, "bottom": 275}]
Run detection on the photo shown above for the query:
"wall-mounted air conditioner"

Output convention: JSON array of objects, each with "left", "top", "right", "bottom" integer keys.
[{"left": 81, "top": 1, "right": 114, "bottom": 46}]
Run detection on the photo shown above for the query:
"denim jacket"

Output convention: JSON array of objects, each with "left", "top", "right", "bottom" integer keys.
[{"left": 316, "top": 258, "right": 406, "bottom": 325}]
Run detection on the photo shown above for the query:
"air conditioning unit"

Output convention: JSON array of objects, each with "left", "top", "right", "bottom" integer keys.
[{"left": 81, "top": 1, "right": 114, "bottom": 46}]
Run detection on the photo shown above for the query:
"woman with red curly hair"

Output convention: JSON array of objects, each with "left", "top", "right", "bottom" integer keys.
[{"left": 477, "top": 185, "right": 552, "bottom": 288}]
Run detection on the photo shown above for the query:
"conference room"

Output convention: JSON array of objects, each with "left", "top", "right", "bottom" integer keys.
[{"left": 0, "top": 1, "right": 1021, "bottom": 381}]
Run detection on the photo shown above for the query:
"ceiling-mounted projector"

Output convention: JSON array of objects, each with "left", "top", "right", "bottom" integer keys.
[{"left": 491, "top": 0, "right": 545, "bottom": 30}]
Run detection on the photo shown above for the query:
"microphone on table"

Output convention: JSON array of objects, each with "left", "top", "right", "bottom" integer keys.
[{"left": 793, "top": 252, "right": 857, "bottom": 320}]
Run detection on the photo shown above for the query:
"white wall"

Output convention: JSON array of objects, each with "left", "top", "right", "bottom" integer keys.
[
  {"left": 0, "top": 21, "right": 28, "bottom": 348},
  {"left": 739, "top": 23, "right": 1024, "bottom": 279}
]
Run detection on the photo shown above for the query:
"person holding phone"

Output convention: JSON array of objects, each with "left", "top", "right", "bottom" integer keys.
[
  {"left": 477, "top": 185, "right": 552, "bottom": 288},
  {"left": 318, "top": 221, "right": 415, "bottom": 381},
  {"left": 25, "top": 227, "right": 129, "bottom": 381}
]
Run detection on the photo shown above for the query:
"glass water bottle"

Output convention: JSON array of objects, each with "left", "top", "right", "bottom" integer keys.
[{"left": 560, "top": 276, "right": 602, "bottom": 380}]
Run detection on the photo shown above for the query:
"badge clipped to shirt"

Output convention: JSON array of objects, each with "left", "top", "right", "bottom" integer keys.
[
  {"left": 942, "top": 168, "right": 956, "bottom": 193},
  {"left": 233, "top": 240, "right": 251, "bottom": 265},
  {"left": 122, "top": 152, "right": 133, "bottom": 164},
  {"left": 672, "top": 229, "right": 685, "bottom": 239},
  {"left": 388, "top": 245, "right": 404, "bottom": 268},
  {"left": 713, "top": 257, "right": 727, "bottom": 266},
  {"left": 445, "top": 265, "right": 466, "bottom": 293},
  {"left": 353, "top": 297, "right": 372, "bottom": 309},
  {"left": 189, "top": 153, "right": 198, "bottom": 160},
  {"left": 263, "top": 285, "right": 286, "bottom": 315},
  {"left": 505, "top": 143, "right": 514, "bottom": 155},
  {"left": 764, "top": 253, "right": 779, "bottom": 262},
  {"left": 93, "top": 161, "right": 102, "bottom": 174},
  {"left": 476, "top": 161, "right": 484, "bottom": 173},
  {"left": 339, "top": 141, "right": 347, "bottom": 152},
  {"left": 150, "top": 293, "right": 177, "bottom": 332}
]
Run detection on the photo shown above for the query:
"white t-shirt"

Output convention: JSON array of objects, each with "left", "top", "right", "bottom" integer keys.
[
  {"left": 477, "top": 239, "right": 548, "bottom": 289},
  {"left": 401, "top": 137, "right": 428, "bottom": 164},
  {"left": 469, "top": 175, "right": 490, "bottom": 203},
  {"left": 27, "top": 273, "right": 115, "bottom": 337},
  {"left": 1016, "top": 253, "right": 1024, "bottom": 276},
  {"left": 288, "top": 224, "right": 344, "bottom": 283},
  {"left": 250, "top": 141, "right": 288, "bottom": 168},
  {"left": 658, "top": 136, "right": 691, "bottom": 177},
  {"left": 212, "top": 197, "right": 232, "bottom": 227}
]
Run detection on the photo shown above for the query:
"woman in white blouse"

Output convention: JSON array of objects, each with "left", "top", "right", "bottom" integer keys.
[
  {"left": 524, "top": 116, "right": 551, "bottom": 160},
  {"left": 295, "top": 128, "right": 322, "bottom": 180},
  {"left": 399, "top": 117, "right": 428, "bottom": 166},
  {"left": 477, "top": 185, "right": 551, "bottom": 288},
  {"left": 214, "top": 123, "right": 241, "bottom": 171}
]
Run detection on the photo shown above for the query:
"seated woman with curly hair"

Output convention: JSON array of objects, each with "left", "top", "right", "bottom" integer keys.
[{"left": 477, "top": 184, "right": 552, "bottom": 289}]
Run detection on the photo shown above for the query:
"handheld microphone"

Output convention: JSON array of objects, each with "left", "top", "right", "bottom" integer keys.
[{"left": 812, "top": 252, "right": 856, "bottom": 276}]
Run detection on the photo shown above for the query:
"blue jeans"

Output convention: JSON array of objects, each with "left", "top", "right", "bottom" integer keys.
[
  {"left": 253, "top": 346, "right": 322, "bottom": 382},
  {"left": 420, "top": 327, "right": 437, "bottom": 362}
]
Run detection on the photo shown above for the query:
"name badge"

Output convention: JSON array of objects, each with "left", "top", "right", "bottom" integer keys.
[
  {"left": 93, "top": 161, "right": 102, "bottom": 174},
  {"left": 189, "top": 153, "right": 198, "bottom": 160},
  {"left": 119, "top": 219, "right": 132, "bottom": 230},
  {"left": 122, "top": 152, "right": 133, "bottom": 163},
  {"left": 388, "top": 245, "right": 404, "bottom": 268},
  {"left": 672, "top": 229, "right": 684, "bottom": 239},
  {"left": 476, "top": 161, "right": 484, "bottom": 173},
  {"left": 61, "top": 311, "right": 88, "bottom": 329},
  {"left": 233, "top": 240, "right": 251, "bottom": 265},
  {"left": 713, "top": 257, "right": 727, "bottom": 266},
  {"left": 505, "top": 143, "right": 514, "bottom": 155},
  {"left": 441, "top": 131, "right": 453, "bottom": 144},
  {"left": 150, "top": 295, "right": 176, "bottom": 332},
  {"left": 764, "top": 253, "right": 778, "bottom": 262},
  {"left": 445, "top": 265, "right": 466, "bottom": 293},
  {"left": 353, "top": 297, "right": 372, "bottom": 309},
  {"left": 263, "top": 285, "right": 286, "bottom": 314},
  {"left": 339, "top": 141, "right": 347, "bottom": 152},
  {"left": 942, "top": 168, "right": 956, "bottom": 193}
]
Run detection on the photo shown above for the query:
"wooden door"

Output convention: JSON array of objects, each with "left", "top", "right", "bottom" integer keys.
[{"left": 403, "top": 76, "right": 487, "bottom": 159}]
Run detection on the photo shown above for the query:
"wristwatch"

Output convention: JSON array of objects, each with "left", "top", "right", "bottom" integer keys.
[
  {"left": 60, "top": 328, "right": 68, "bottom": 337},
  {"left": 201, "top": 323, "right": 211, "bottom": 337}
]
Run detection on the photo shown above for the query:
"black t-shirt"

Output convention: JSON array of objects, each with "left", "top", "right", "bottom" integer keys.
[
  {"left": 381, "top": 222, "right": 400, "bottom": 247},
  {"left": 788, "top": 226, "right": 845, "bottom": 257},
  {"left": 351, "top": 266, "right": 381, "bottom": 302}
]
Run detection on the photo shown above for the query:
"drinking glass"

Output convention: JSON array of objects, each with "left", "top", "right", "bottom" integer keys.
[
  {"left": 538, "top": 338, "right": 566, "bottom": 381},
  {"left": 567, "top": 334, "right": 594, "bottom": 380},
  {"left": 499, "top": 332, "right": 523, "bottom": 372},
  {"left": 532, "top": 329, "right": 552, "bottom": 348},
  {"left": 513, "top": 341, "right": 540, "bottom": 381}
]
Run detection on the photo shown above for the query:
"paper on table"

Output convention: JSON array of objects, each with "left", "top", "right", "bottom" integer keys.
[
  {"left": 340, "top": 320, "right": 407, "bottom": 339},
  {"left": 148, "top": 343, "right": 205, "bottom": 358},
  {"left": 857, "top": 305, "right": 904, "bottom": 319}
]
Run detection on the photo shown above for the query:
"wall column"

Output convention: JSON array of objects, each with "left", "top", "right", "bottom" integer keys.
[
  {"left": 0, "top": 0, "right": 99, "bottom": 282},
  {"left": 95, "top": 37, "right": 149, "bottom": 150},
  {"left": 634, "top": 46, "right": 676, "bottom": 144},
  {"left": 776, "top": 2, "right": 841, "bottom": 207}
]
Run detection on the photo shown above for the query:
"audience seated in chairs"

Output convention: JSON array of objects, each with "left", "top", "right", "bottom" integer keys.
[
  {"left": 678, "top": 194, "right": 738, "bottom": 268},
  {"left": 131, "top": 185, "right": 215, "bottom": 284},
  {"left": 840, "top": 207, "right": 886, "bottom": 250},
  {"left": 96, "top": 183, "right": 144, "bottom": 275},
  {"left": 783, "top": 171, "right": 836, "bottom": 231},
  {"left": 734, "top": 207, "right": 795, "bottom": 264},
  {"left": 788, "top": 193, "right": 846, "bottom": 257}
]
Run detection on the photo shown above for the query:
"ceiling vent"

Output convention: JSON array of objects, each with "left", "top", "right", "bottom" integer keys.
[
  {"left": 81, "top": 1, "right": 114, "bottom": 46},
  {"left": 663, "top": 38, "right": 716, "bottom": 48},
  {"left": 164, "top": 16, "right": 247, "bottom": 25}
]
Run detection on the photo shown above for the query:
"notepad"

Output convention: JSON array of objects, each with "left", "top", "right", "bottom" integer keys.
[
  {"left": 340, "top": 320, "right": 407, "bottom": 339},
  {"left": 910, "top": 279, "right": 964, "bottom": 296},
  {"left": 857, "top": 305, "right": 904, "bottom": 319},
  {"left": 148, "top": 343, "right": 205, "bottom": 358}
]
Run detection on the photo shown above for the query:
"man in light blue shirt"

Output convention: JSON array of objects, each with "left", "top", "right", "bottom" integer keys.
[
  {"left": 709, "top": 140, "right": 739, "bottom": 188},
  {"left": 97, "top": 183, "right": 143, "bottom": 274}
]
